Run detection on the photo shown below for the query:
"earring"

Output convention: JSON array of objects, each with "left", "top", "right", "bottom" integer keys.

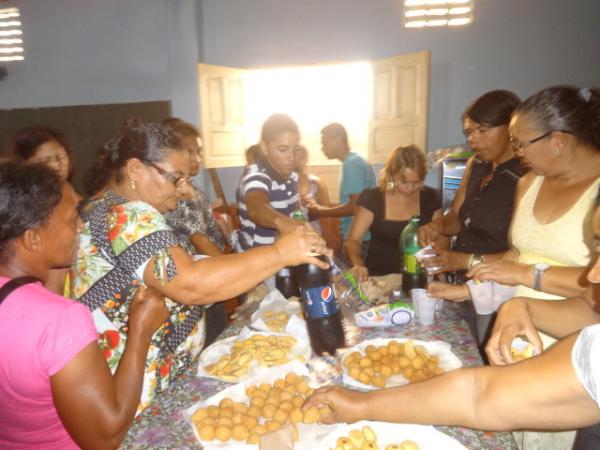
[
  {"left": 553, "top": 147, "right": 562, "bottom": 158},
  {"left": 130, "top": 179, "right": 136, "bottom": 191},
  {"left": 386, "top": 180, "right": 396, "bottom": 191}
]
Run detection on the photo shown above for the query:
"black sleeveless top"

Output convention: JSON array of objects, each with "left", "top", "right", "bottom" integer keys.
[
  {"left": 357, "top": 186, "right": 441, "bottom": 276},
  {"left": 454, "top": 157, "right": 526, "bottom": 255}
]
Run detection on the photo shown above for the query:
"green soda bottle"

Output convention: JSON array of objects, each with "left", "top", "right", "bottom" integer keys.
[{"left": 399, "top": 215, "right": 426, "bottom": 295}]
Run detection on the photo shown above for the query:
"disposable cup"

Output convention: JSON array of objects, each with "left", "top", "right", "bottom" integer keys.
[
  {"left": 466, "top": 280, "right": 495, "bottom": 315},
  {"left": 492, "top": 282, "right": 517, "bottom": 311},
  {"left": 410, "top": 288, "right": 436, "bottom": 325}
]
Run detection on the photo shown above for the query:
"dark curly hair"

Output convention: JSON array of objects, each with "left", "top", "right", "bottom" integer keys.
[
  {"left": 2, "top": 126, "right": 74, "bottom": 182},
  {"left": 84, "top": 123, "right": 184, "bottom": 197},
  {"left": 0, "top": 162, "right": 62, "bottom": 264}
]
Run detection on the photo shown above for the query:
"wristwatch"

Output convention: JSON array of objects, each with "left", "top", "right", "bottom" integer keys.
[{"left": 533, "top": 262, "right": 550, "bottom": 291}]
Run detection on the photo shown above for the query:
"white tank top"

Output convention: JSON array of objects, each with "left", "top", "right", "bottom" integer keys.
[{"left": 511, "top": 175, "right": 600, "bottom": 300}]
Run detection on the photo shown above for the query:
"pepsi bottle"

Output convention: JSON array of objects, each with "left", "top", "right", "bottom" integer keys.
[{"left": 293, "top": 256, "right": 346, "bottom": 356}]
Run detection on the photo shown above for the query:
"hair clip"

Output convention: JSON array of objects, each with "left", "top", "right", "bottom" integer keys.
[{"left": 578, "top": 87, "right": 592, "bottom": 103}]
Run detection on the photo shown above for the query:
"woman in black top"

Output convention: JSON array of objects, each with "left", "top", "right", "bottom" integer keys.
[
  {"left": 419, "top": 90, "right": 526, "bottom": 278},
  {"left": 345, "top": 145, "right": 442, "bottom": 281}
]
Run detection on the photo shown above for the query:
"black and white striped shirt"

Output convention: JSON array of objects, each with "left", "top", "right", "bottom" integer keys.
[{"left": 237, "top": 160, "right": 299, "bottom": 250}]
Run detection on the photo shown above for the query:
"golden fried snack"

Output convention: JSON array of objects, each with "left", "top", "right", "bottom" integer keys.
[
  {"left": 204, "top": 334, "right": 298, "bottom": 381},
  {"left": 328, "top": 425, "right": 421, "bottom": 450},
  {"left": 344, "top": 340, "right": 444, "bottom": 387},
  {"left": 262, "top": 310, "right": 291, "bottom": 333},
  {"left": 194, "top": 372, "right": 329, "bottom": 444}
]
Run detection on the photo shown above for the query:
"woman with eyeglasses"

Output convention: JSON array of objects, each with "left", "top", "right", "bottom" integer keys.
[
  {"left": 344, "top": 145, "right": 442, "bottom": 282},
  {"left": 3, "top": 126, "right": 74, "bottom": 183},
  {"left": 72, "top": 123, "right": 330, "bottom": 412},
  {"left": 3, "top": 126, "right": 79, "bottom": 296}
]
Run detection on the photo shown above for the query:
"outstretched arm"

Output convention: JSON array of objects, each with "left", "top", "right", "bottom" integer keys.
[
  {"left": 305, "top": 332, "right": 600, "bottom": 431},
  {"left": 51, "top": 287, "right": 168, "bottom": 450}
]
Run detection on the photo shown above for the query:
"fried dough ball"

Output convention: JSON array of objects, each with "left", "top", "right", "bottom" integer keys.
[
  {"left": 232, "top": 423, "right": 249, "bottom": 441},
  {"left": 215, "top": 425, "right": 231, "bottom": 442},
  {"left": 197, "top": 424, "right": 216, "bottom": 440},
  {"left": 302, "top": 405, "right": 319, "bottom": 424}
]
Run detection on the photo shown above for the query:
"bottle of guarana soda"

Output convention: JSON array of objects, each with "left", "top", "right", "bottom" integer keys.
[
  {"left": 293, "top": 255, "right": 346, "bottom": 356},
  {"left": 399, "top": 215, "right": 427, "bottom": 296}
]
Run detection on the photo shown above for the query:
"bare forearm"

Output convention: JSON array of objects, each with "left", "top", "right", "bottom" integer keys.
[
  {"left": 528, "top": 297, "right": 600, "bottom": 338},
  {"left": 344, "top": 239, "right": 365, "bottom": 267},
  {"left": 249, "top": 203, "right": 296, "bottom": 232},
  {"left": 521, "top": 266, "right": 588, "bottom": 298},
  {"left": 438, "top": 212, "right": 461, "bottom": 236},
  {"left": 170, "top": 246, "right": 285, "bottom": 304},
  {"left": 363, "top": 335, "right": 600, "bottom": 431},
  {"left": 190, "top": 233, "right": 224, "bottom": 257},
  {"left": 313, "top": 203, "right": 356, "bottom": 218},
  {"left": 105, "top": 334, "right": 153, "bottom": 443},
  {"left": 363, "top": 369, "right": 479, "bottom": 427}
]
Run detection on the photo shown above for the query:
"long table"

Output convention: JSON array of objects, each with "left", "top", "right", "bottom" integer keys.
[{"left": 122, "top": 286, "right": 518, "bottom": 449}]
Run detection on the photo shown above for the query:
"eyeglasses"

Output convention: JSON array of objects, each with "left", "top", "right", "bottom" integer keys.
[
  {"left": 510, "top": 131, "right": 555, "bottom": 152},
  {"left": 143, "top": 161, "right": 192, "bottom": 188},
  {"left": 30, "top": 154, "right": 69, "bottom": 165}
]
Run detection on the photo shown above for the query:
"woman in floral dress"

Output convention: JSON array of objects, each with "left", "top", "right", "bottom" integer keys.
[{"left": 71, "top": 123, "right": 329, "bottom": 412}]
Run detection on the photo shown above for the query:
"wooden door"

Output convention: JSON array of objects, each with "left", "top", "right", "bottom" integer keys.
[
  {"left": 369, "top": 51, "right": 430, "bottom": 163},
  {"left": 198, "top": 63, "right": 247, "bottom": 168}
]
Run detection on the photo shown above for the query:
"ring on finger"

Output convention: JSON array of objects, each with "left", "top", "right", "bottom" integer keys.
[{"left": 311, "top": 244, "right": 317, "bottom": 253}]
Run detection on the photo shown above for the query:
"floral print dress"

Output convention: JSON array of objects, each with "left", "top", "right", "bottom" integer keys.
[{"left": 70, "top": 191, "right": 205, "bottom": 414}]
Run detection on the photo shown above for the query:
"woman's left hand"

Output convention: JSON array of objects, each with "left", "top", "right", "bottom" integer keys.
[{"left": 467, "top": 260, "right": 529, "bottom": 286}]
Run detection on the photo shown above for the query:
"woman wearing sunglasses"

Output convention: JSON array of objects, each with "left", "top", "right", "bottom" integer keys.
[{"left": 72, "top": 123, "right": 330, "bottom": 413}]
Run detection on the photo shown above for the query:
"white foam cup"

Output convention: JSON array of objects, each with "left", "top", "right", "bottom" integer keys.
[
  {"left": 492, "top": 282, "right": 517, "bottom": 311},
  {"left": 410, "top": 288, "right": 436, "bottom": 325},
  {"left": 466, "top": 280, "right": 495, "bottom": 315}
]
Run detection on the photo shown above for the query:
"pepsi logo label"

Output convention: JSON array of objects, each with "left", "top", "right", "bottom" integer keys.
[{"left": 320, "top": 286, "right": 333, "bottom": 303}]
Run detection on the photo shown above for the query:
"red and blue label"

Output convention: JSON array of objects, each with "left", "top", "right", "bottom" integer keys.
[{"left": 301, "top": 284, "right": 338, "bottom": 318}]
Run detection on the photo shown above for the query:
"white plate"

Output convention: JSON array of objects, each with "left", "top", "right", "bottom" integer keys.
[
  {"left": 197, "top": 327, "right": 311, "bottom": 382},
  {"left": 340, "top": 337, "right": 463, "bottom": 390},
  {"left": 317, "top": 420, "right": 467, "bottom": 450},
  {"left": 249, "top": 290, "right": 309, "bottom": 342},
  {"left": 184, "top": 362, "right": 337, "bottom": 450}
]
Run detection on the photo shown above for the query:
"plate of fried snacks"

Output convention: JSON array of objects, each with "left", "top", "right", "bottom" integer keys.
[
  {"left": 197, "top": 327, "right": 311, "bottom": 382},
  {"left": 250, "top": 290, "right": 308, "bottom": 341},
  {"left": 185, "top": 362, "right": 338, "bottom": 449},
  {"left": 341, "top": 338, "right": 462, "bottom": 390},
  {"left": 316, "top": 421, "right": 467, "bottom": 450}
]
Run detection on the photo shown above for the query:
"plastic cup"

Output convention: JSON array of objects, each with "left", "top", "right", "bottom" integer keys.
[
  {"left": 492, "top": 282, "right": 517, "bottom": 311},
  {"left": 410, "top": 288, "right": 436, "bottom": 325},
  {"left": 466, "top": 280, "right": 495, "bottom": 315}
]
